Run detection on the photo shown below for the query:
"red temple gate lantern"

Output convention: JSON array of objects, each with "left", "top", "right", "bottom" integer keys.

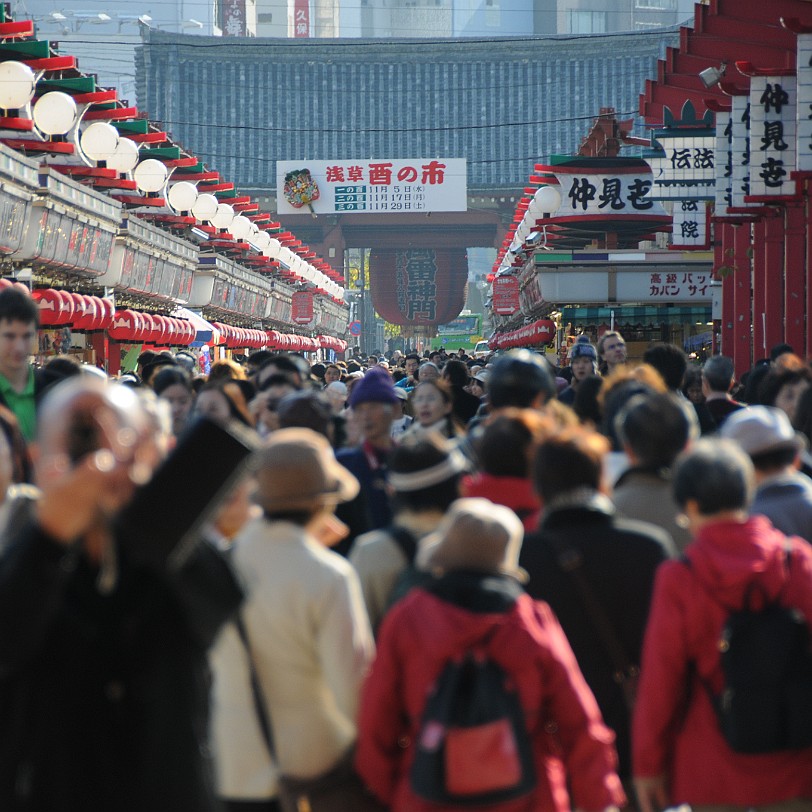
[
  {"left": 73, "top": 295, "right": 98, "bottom": 331},
  {"left": 369, "top": 248, "right": 468, "bottom": 327}
]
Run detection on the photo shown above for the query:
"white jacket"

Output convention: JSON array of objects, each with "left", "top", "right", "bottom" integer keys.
[{"left": 210, "top": 518, "right": 375, "bottom": 799}]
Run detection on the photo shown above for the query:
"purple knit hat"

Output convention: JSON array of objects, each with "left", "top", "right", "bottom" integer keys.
[{"left": 349, "top": 367, "right": 399, "bottom": 407}]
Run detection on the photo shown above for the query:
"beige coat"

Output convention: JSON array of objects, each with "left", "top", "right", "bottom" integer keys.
[{"left": 210, "top": 518, "right": 375, "bottom": 800}]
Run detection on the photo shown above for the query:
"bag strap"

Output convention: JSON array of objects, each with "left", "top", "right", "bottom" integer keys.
[
  {"left": 546, "top": 534, "right": 638, "bottom": 697},
  {"left": 233, "top": 611, "right": 278, "bottom": 762},
  {"left": 388, "top": 525, "right": 418, "bottom": 565}
]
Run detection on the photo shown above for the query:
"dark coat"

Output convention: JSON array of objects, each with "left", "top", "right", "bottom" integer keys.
[
  {"left": 520, "top": 496, "right": 674, "bottom": 779},
  {"left": 0, "top": 521, "right": 242, "bottom": 812}
]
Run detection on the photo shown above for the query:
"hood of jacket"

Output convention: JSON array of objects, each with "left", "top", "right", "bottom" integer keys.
[
  {"left": 461, "top": 473, "right": 540, "bottom": 530},
  {"left": 685, "top": 515, "right": 793, "bottom": 610}
]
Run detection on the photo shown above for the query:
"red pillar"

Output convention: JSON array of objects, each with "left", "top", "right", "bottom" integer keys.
[
  {"left": 718, "top": 221, "right": 734, "bottom": 356},
  {"left": 763, "top": 211, "right": 785, "bottom": 355},
  {"left": 732, "top": 222, "right": 753, "bottom": 377},
  {"left": 752, "top": 218, "right": 768, "bottom": 362},
  {"left": 107, "top": 340, "right": 122, "bottom": 376},
  {"left": 784, "top": 202, "right": 806, "bottom": 355}
]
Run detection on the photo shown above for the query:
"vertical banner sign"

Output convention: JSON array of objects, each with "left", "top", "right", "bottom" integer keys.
[
  {"left": 797, "top": 34, "right": 812, "bottom": 172},
  {"left": 222, "top": 0, "right": 247, "bottom": 35},
  {"left": 671, "top": 200, "right": 709, "bottom": 249},
  {"left": 292, "top": 0, "right": 310, "bottom": 37},
  {"left": 491, "top": 275, "right": 520, "bottom": 315},
  {"left": 749, "top": 76, "right": 797, "bottom": 198},
  {"left": 291, "top": 291, "right": 314, "bottom": 324},
  {"left": 730, "top": 94, "right": 752, "bottom": 209},
  {"left": 714, "top": 111, "right": 733, "bottom": 214}
]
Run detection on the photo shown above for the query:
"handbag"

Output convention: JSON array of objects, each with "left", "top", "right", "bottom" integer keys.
[{"left": 233, "top": 614, "right": 387, "bottom": 812}]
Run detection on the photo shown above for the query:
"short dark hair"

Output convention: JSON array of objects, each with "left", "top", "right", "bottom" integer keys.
[
  {"left": 0, "top": 288, "right": 38, "bottom": 328},
  {"left": 616, "top": 393, "right": 697, "bottom": 469},
  {"left": 152, "top": 366, "right": 192, "bottom": 396},
  {"left": 533, "top": 429, "right": 609, "bottom": 503},
  {"left": 673, "top": 438, "right": 753, "bottom": 514},
  {"left": 442, "top": 359, "right": 470, "bottom": 388},
  {"left": 702, "top": 355, "right": 735, "bottom": 393},
  {"left": 758, "top": 367, "right": 812, "bottom": 408},
  {"left": 477, "top": 409, "right": 552, "bottom": 478},
  {"left": 749, "top": 446, "right": 799, "bottom": 473},
  {"left": 770, "top": 342, "right": 795, "bottom": 362},
  {"left": 487, "top": 349, "right": 556, "bottom": 409},
  {"left": 597, "top": 331, "right": 625, "bottom": 358},
  {"left": 642, "top": 344, "right": 688, "bottom": 391},
  {"left": 258, "top": 354, "right": 303, "bottom": 385}
]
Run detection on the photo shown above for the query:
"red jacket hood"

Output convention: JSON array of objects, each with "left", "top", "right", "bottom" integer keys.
[
  {"left": 685, "top": 515, "right": 793, "bottom": 610},
  {"left": 461, "top": 474, "right": 540, "bottom": 532}
]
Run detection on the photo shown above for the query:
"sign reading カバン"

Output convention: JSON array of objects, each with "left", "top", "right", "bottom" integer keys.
[{"left": 276, "top": 159, "right": 467, "bottom": 215}]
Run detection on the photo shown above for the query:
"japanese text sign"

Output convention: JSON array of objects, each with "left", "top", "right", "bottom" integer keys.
[
  {"left": 552, "top": 167, "right": 667, "bottom": 219},
  {"left": 647, "top": 133, "right": 716, "bottom": 199},
  {"left": 797, "top": 34, "right": 812, "bottom": 172},
  {"left": 748, "top": 75, "right": 797, "bottom": 199},
  {"left": 714, "top": 111, "right": 734, "bottom": 214},
  {"left": 276, "top": 159, "right": 467, "bottom": 215},
  {"left": 492, "top": 275, "right": 520, "bottom": 315}
]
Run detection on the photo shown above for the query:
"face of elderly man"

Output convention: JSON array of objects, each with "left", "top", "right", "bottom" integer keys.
[{"left": 33, "top": 379, "right": 155, "bottom": 553}]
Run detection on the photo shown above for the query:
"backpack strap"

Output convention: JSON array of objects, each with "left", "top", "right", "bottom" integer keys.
[
  {"left": 546, "top": 533, "right": 638, "bottom": 711},
  {"left": 388, "top": 525, "right": 419, "bottom": 565}
]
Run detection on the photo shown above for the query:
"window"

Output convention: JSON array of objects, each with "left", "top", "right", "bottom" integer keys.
[
  {"left": 567, "top": 10, "right": 607, "bottom": 33},
  {"left": 635, "top": 0, "right": 677, "bottom": 8}
]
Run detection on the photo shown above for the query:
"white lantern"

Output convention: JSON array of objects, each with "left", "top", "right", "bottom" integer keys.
[
  {"left": 167, "top": 181, "right": 198, "bottom": 213},
  {"left": 79, "top": 122, "right": 119, "bottom": 163},
  {"left": 133, "top": 158, "right": 168, "bottom": 193},
  {"left": 534, "top": 185, "right": 562, "bottom": 214},
  {"left": 107, "top": 137, "right": 140, "bottom": 173},
  {"left": 211, "top": 203, "right": 235, "bottom": 230},
  {"left": 0, "top": 61, "right": 36, "bottom": 110},
  {"left": 265, "top": 238, "right": 282, "bottom": 259},
  {"left": 191, "top": 192, "right": 219, "bottom": 222},
  {"left": 253, "top": 230, "right": 271, "bottom": 251},
  {"left": 229, "top": 215, "right": 252, "bottom": 240},
  {"left": 33, "top": 92, "right": 78, "bottom": 136}
]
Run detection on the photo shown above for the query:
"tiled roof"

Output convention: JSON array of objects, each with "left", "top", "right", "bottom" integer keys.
[{"left": 136, "top": 28, "right": 679, "bottom": 190}]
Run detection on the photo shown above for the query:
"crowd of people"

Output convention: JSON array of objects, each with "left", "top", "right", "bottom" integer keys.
[{"left": 0, "top": 283, "right": 810, "bottom": 812}]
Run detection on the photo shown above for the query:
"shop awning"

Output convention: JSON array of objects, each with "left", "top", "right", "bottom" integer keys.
[
  {"left": 561, "top": 305, "right": 711, "bottom": 326},
  {"left": 173, "top": 307, "right": 218, "bottom": 346}
]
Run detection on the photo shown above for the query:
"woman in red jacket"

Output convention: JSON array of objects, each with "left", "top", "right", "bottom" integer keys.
[
  {"left": 356, "top": 498, "right": 626, "bottom": 812},
  {"left": 633, "top": 438, "right": 812, "bottom": 812}
]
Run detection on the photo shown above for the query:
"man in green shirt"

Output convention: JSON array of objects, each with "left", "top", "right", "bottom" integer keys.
[{"left": 0, "top": 288, "right": 39, "bottom": 443}]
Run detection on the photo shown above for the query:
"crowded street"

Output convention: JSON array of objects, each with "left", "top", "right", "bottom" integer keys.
[{"left": 0, "top": 0, "right": 811, "bottom": 810}]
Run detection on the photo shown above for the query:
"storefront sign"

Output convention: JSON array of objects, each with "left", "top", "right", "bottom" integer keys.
[
  {"left": 276, "top": 159, "right": 467, "bottom": 215},
  {"left": 291, "top": 290, "right": 315, "bottom": 324},
  {"left": 714, "top": 111, "right": 734, "bottom": 214},
  {"left": 292, "top": 0, "right": 310, "bottom": 37},
  {"left": 492, "top": 275, "right": 520, "bottom": 315},
  {"left": 748, "top": 75, "right": 797, "bottom": 199},
  {"left": 671, "top": 200, "right": 709, "bottom": 249},
  {"left": 730, "top": 94, "right": 753, "bottom": 208},
  {"left": 647, "top": 133, "right": 716, "bottom": 199},
  {"left": 797, "top": 33, "right": 812, "bottom": 172}
]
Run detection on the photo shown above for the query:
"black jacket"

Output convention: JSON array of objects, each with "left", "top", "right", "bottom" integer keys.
[
  {"left": 0, "top": 521, "right": 242, "bottom": 812},
  {"left": 520, "top": 494, "right": 674, "bottom": 779}
]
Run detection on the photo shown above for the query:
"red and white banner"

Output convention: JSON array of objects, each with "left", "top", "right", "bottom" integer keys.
[
  {"left": 491, "top": 275, "right": 520, "bottom": 316},
  {"left": 291, "top": 290, "right": 315, "bottom": 324}
]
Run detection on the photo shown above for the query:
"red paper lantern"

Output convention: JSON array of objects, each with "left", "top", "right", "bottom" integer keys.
[
  {"left": 95, "top": 298, "right": 114, "bottom": 331},
  {"left": 369, "top": 249, "right": 467, "bottom": 327},
  {"left": 32, "top": 289, "right": 63, "bottom": 326},
  {"left": 55, "top": 291, "right": 75, "bottom": 325},
  {"left": 73, "top": 295, "right": 99, "bottom": 331},
  {"left": 108, "top": 309, "right": 139, "bottom": 341}
]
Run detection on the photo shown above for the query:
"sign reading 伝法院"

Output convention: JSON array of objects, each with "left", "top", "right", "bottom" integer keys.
[{"left": 276, "top": 159, "right": 467, "bottom": 215}]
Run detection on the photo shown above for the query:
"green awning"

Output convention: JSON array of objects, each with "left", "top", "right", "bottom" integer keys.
[{"left": 561, "top": 305, "right": 711, "bottom": 325}]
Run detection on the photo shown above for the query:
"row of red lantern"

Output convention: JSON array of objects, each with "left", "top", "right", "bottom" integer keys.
[
  {"left": 108, "top": 310, "right": 196, "bottom": 346},
  {"left": 32, "top": 289, "right": 115, "bottom": 331},
  {"left": 489, "top": 319, "right": 556, "bottom": 350},
  {"left": 210, "top": 323, "right": 268, "bottom": 350},
  {"left": 317, "top": 335, "right": 347, "bottom": 353}
]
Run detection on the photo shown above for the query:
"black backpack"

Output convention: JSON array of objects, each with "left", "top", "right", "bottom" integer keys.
[
  {"left": 689, "top": 548, "right": 812, "bottom": 754},
  {"left": 410, "top": 628, "right": 536, "bottom": 807}
]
